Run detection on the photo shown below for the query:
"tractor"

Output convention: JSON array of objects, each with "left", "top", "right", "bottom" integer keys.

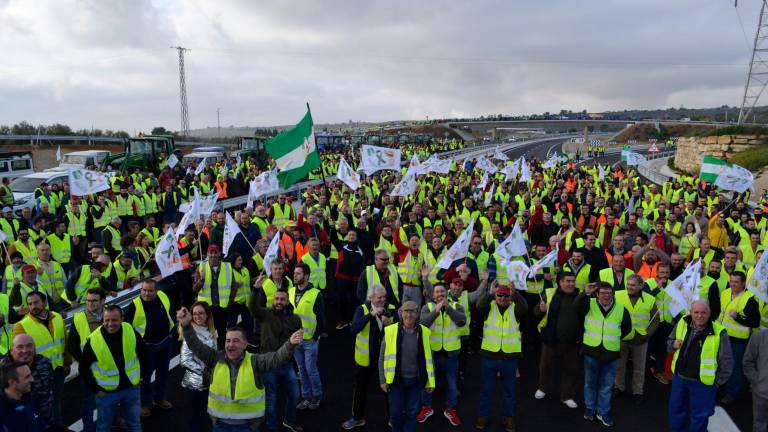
[{"left": 101, "top": 135, "right": 178, "bottom": 173}]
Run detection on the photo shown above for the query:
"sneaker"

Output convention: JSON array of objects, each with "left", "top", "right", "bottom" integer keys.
[
  {"left": 416, "top": 406, "right": 434, "bottom": 423},
  {"left": 596, "top": 413, "right": 614, "bottom": 427},
  {"left": 140, "top": 406, "right": 152, "bottom": 417},
  {"left": 282, "top": 422, "right": 304, "bottom": 432},
  {"left": 562, "top": 399, "right": 578, "bottom": 409},
  {"left": 633, "top": 394, "right": 645, "bottom": 406},
  {"left": 308, "top": 398, "right": 321, "bottom": 410},
  {"left": 474, "top": 417, "right": 487, "bottom": 430},
  {"left": 296, "top": 399, "right": 311, "bottom": 410},
  {"left": 653, "top": 372, "right": 670, "bottom": 385},
  {"left": 341, "top": 418, "right": 366, "bottom": 430},
  {"left": 443, "top": 408, "right": 461, "bottom": 426},
  {"left": 153, "top": 400, "right": 173, "bottom": 410},
  {"left": 534, "top": 389, "right": 546, "bottom": 399},
  {"left": 501, "top": 416, "right": 515, "bottom": 432},
  {"left": 719, "top": 394, "right": 736, "bottom": 405},
  {"left": 583, "top": 409, "right": 595, "bottom": 421}
]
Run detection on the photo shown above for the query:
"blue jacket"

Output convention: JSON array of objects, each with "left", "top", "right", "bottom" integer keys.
[{"left": 0, "top": 391, "right": 43, "bottom": 432}]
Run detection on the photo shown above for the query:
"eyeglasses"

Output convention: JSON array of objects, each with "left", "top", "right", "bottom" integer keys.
[{"left": 377, "top": 257, "right": 390, "bottom": 262}]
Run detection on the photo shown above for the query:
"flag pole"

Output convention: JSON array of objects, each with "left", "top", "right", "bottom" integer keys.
[{"left": 308, "top": 102, "right": 331, "bottom": 198}]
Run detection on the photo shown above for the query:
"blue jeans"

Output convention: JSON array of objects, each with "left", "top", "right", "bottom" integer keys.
[
  {"left": 389, "top": 377, "right": 421, "bottom": 432},
  {"left": 141, "top": 336, "right": 172, "bottom": 406},
  {"left": 583, "top": 355, "right": 618, "bottom": 416},
  {"left": 262, "top": 363, "right": 299, "bottom": 430},
  {"left": 212, "top": 422, "right": 252, "bottom": 432},
  {"left": 422, "top": 354, "right": 459, "bottom": 409},
  {"left": 95, "top": 387, "right": 141, "bottom": 432},
  {"left": 478, "top": 356, "right": 518, "bottom": 418},
  {"left": 669, "top": 374, "right": 717, "bottom": 432},
  {"left": 294, "top": 339, "right": 322, "bottom": 399},
  {"left": 52, "top": 367, "right": 65, "bottom": 427},
  {"left": 81, "top": 382, "right": 96, "bottom": 432},
  {"left": 725, "top": 339, "right": 747, "bottom": 397}
]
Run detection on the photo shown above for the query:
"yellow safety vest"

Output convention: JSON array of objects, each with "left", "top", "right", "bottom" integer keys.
[
  {"left": 453, "top": 291, "right": 471, "bottom": 337},
  {"left": 232, "top": 267, "right": 251, "bottom": 305},
  {"left": 583, "top": 299, "right": 629, "bottom": 352},
  {"left": 365, "top": 265, "right": 400, "bottom": 303},
  {"left": 113, "top": 262, "right": 140, "bottom": 290},
  {"left": 615, "top": 290, "right": 656, "bottom": 336},
  {"left": 116, "top": 195, "right": 132, "bottom": 216},
  {"left": 0, "top": 294, "right": 10, "bottom": 355},
  {"left": 73, "top": 311, "right": 96, "bottom": 350},
  {"left": 397, "top": 252, "right": 422, "bottom": 286},
  {"left": 207, "top": 352, "right": 265, "bottom": 421},
  {"left": 300, "top": 252, "right": 327, "bottom": 290},
  {"left": 382, "top": 324, "right": 435, "bottom": 388},
  {"left": 103, "top": 225, "right": 122, "bottom": 253},
  {"left": 354, "top": 303, "right": 395, "bottom": 367},
  {"left": 198, "top": 261, "right": 233, "bottom": 308},
  {"left": 64, "top": 265, "right": 101, "bottom": 303},
  {"left": 67, "top": 211, "right": 87, "bottom": 237},
  {"left": 271, "top": 203, "right": 292, "bottom": 229},
  {"left": 671, "top": 318, "right": 724, "bottom": 385},
  {"left": 718, "top": 289, "right": 755, "bottom": 339},
  {"left": 88, "top": 323, "right": 141, "bottom": 390},
  {"left": 131, "top": 291, "right": 173, "bottom": 337},
  {"left": 12, "top": 240, "right": 36, "bottom": 263},
  {"left": 19, "top": 312, "right": 66, "bottom": 368},
  {"left": 289, "top": 286, "right": 321, "bottom": 340},
  {"left": 426, "top": 302, "right": 461, "bottom": 352},
  {"left": 46, "top": 233, "right": 72, "bottom": 264},
  {"left": 481, "top": 302, "right": 522, "bottom": 353}
]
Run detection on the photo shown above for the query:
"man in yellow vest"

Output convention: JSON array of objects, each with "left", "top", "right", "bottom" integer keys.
[
  {"left": 12, "top": 291, "right": 70, "bottom": 429},
  {"left": 357, "top": 249, "right": 403, "bottom": 307},
  {"left": 378, "top": 300, "right": 435, "bottom": 432},
  {"left": 576, "top": 282, "right": 633, "bottom": 428},
  {"left": 417, "top": 283, "right": 465, "bottom": 426},
  {"left": 342, "top": 285, "right": 396, "bottom": 430},
  {"left": 269, "top": 195, "right": 295, "bottom": 230},
  {"left": 102, "top": 217, "right": 123, "bottom": 259},
  {"left": 8, "top": 228, "right": 36, "bottom": 263},
  {"left": 193, "top": 245, "right": 235, "bottom": 348},
  {"left": 668, "top": 300, "right": 733, "bottom": 432},
  {"left": 176, "top": 305, "right": 303, "bottom": 431},
  {"left": 290, "top": 263, "right": 326, "bottom": 411},
  {"left": 717, "top": 271, "right": 761, "bottom": 405},
  {"left": 46, "top": 221, "right": 73, "bottom": 274},
  {"left": 475, "top": 282, "right": 527, "bottom": 432},
  {"left": 614, "top": 274, "right": 658, "bottom": 404},
  {"left": 79, "top": 305, "right": 146, "bottom": 432},
  {"left": 68, "top": 287, "right": 106, "bottom": 432},
  {"left": 125, "top": 280, "right": 174, "bottom": 417}
]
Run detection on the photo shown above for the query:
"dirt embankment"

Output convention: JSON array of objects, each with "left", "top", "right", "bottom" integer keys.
[{"left": 613, "top": 124, "right": 711, "bottom": 143}]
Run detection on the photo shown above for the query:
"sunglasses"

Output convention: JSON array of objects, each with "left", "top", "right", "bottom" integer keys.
[{"left": 495, "top": 293, "right": 510, "bottom": 298}]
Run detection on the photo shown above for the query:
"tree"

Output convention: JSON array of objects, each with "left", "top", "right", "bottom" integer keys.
[
  {"left": 11, "top": 121, "right": 36, "bottom": 135},
  {"left": 47, "top": 123, "right": 72, "bottom": 135},
  {"left": 151, "top": 126, "right": 168, "bottom": 135}
]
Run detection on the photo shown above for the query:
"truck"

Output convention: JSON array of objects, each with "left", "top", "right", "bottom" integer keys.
[{"left": 101, "top": 135, "right": 178, "bottom": 173}]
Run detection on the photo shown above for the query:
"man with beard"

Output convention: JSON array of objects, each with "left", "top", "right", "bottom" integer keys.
[
  {"left": 643, "top": 263, "right": 674, "bottom": 384},
  {"left": 581, "top": 232, "right": 608, "bottom": 281},
  {"left": 249, "top": 288, "right": 303, "bottom": 432},
  {"left": 668, "top": 253, "right": 685, "bottom": 279},
  {"left": 561, "top": 248, "right": 591, "bottom": 292},
  {"left": 698, "top": 260, "right": 727, "bottom": 318}
]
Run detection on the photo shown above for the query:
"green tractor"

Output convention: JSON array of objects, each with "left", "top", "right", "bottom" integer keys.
[
  {"left": 101, "top": 135, "right": 179, "bottom": 173},
  {"left": 234, "top": 135, "right": 269, "bottom": 166}
]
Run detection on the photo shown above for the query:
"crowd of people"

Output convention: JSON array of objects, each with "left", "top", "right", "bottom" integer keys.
[{"left": 0, "top": 137, "right": 767, "bottom": 432}]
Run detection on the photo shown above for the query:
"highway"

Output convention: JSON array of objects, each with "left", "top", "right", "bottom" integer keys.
[{"left": 61, "top": 137, "right": 752, "bottom": 432}]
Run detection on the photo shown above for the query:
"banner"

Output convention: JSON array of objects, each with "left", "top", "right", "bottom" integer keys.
[
  {"left": 505, "top": 259, "right": 530, "bottom": 291},
  {"left": 263, "top": 232, "right": 281, "bottom": 277},
  {"left": 436, "top": 219, "right": 476, "bottom": 269},
  {"left": 747, "top": 249, "right": 768, "bottom": 304},
  {"left": 530, "top": 246, "right": 558, "bottom": 274},
  {"left": 519, "top": 157, "right": 531, "bottom": 183},
  {"left": 195, "top": 157, "right": 207, "bottom": 175},
  {"left": 155, "top": 228, "right": 184, "bottom": 277},
  {"left": 598, "top": 164, "right": 606, "bottom": 180},
  {"left": 475, "top": 156, "right": 498, "bottom": 174},
  {"left": 665, "top": 258, "right": 702, "bottom": 318},
  {"left": 495, "top": 221, "right": 528, "bottom": 260},
  {"left": 500, "top": 159, "right": 520, "bottom": 181},
  {"left": 621, "top": 150, "right": 648, "bottom": 167},
  {"left": 176, "top": 190, "right": 200, "bottom": 238},
  {"left": 390, "top": 170, "right": 417, "bottom": 197},
  {"left": 543, "top": 154, "right": 559, "bottom": 169},
  {"left": 493, "top": 146, "right": 509, "bottom": 161},
  {"left": 69, "top": 168, "right": 110, "bottom": 196},
  {"left": 484, "top": 184, "right": 495, "bottom": 207},
  {"left": 167, "top": 154, "right": 179, "bottom": 169},
  {"left": 359, "top": 145, "right": 401, "bottom": 175},
  {"left": 337, "top": 156, "right": 361, "bottom": 190},
  {"left": 222, "top": 211, "right": 240, "bottom": 256},
  {"left": 714, "top": 163, "right": 754, "bottom": 193}
]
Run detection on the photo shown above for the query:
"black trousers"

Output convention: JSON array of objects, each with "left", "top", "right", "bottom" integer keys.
[
  {"left": 212, "top": 306, "right": 229, "bottom": 349},
  {"left": 351, "top": 363, "right": 386, "bottom": 421}
]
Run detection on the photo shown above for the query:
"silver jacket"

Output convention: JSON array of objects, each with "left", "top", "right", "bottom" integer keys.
[{"left": 181, "top": 325, "right": 216, "bottom": 391}]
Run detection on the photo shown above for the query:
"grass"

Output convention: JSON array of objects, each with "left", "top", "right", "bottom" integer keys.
[
  {"left": 729, "top": 144, "right": 768, "bottom": 171},
  {"left": 686, "top": 124, "right": 768, "bottom": 137}
]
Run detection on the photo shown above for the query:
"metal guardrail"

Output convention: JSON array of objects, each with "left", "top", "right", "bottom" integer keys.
[{"left": 636, "top": 151, "right": 676, "bottom": 185}]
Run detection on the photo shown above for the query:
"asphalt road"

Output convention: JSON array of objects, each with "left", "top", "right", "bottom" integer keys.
[{"left": 61, "top": 138, "right": 754, "bottom": 432}]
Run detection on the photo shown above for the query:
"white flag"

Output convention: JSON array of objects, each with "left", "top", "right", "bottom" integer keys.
[
  {"left": 199, "top": 193, "right": 219, "bottom": 216},
  {"left": 176, "top": 189, "right": 201, "bottom": 238},
  {"left": 408, "top": 154, "right": 422, "bottom": 172},
  {"left": 598, "top": 164, "right": 606, "bottom": 180},
  {"left": 665, "top": 258, "right": 702, "bottom": 318},
  {"left": 68, "top": 169, "right": 110, "bottom": 196},
  {"left": 359, "top": 145, "right": 401, "bottom": 175},
  {"left": 519, "top": 158, "right": 531, "bottom": 183},
  {"left": 436, "top": 219, "right": 475, "bottom": 269},
  {"left": 167, "top": 154, "right": 179, "bottom": 169},
  {"left": 495, "top": 222, "right": 528, "bottom": 260},
  {"left": 263, "top": 232, "right": 281, "bottom": 277},
  {"left": 484, "top": 184, "right": 495, "bottom": 207},
  {"left": 622, "top": 150, "right": 648, "bottom": 167},
  {"left": 390, "top": 170, "right": 417, "bottom": 197},
  {"left": 0, "top": 229, "right": 6, "bottom": 243},
  {"left": 338, "top": 157, "right": 361, "bottom": 190},
  {"left": 222, "top": 211, "right": 241, "bottom": 256},
  {"left": 543, "top": 154, "right": 559, "bottom": 169},
  {"left": 493, "top": 146, "right": 509, "bottom": 161},
  {"left": 478, "top": 172, "right": 488, "bottom": 190},
  {"left": 530, "top": 246, "right": 558, "bottom": 274},
  {"left": 504, "top": 259, "right": 531, "bottom": 291},
  {"left": 195, "top": 157, "right": 208, "bottom": 175},
  {"left": 714, "top": 163, "right": 754, "bottom": 193},
  {"left": 501, "top": 159, "right": 520, "bottom": 181},
  {"left": 475, "top": 156, "right": 498, "bottom": 174},
  {"left": 155, "top": 228, "right": 184, "bottom": 277},
  {"left": 427, "top": 158, "right": 452, "bottom": 175},
  {"left": 249, "top": 170, "right": 280, "bottom": 203},
  {"left": 56, "top": 146, "right": 62, "bottom": 162},
  {"left": 747, "top": 249, "right": 768, "bottom": 304}
]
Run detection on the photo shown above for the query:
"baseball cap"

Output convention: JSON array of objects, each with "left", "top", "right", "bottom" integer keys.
[
  {"left": 21, "top": 264, "right": 36, "bottom": 274},
  {"left": 2, "top": 207, "right": 11, "bottom": 212},
  {"left": 208, "top": 244, "right": 220, "bottom": 255},
  {"left": 496, "top": 285, "right": 512, "bottom": 295}
]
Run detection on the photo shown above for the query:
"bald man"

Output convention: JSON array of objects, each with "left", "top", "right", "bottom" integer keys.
[{"left": 0, "top": 334, "right": 54, "bottom": 430}]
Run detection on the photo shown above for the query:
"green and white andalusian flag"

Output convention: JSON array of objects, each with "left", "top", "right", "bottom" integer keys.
[
  {"left": 699, "top": 155, "right": 729, "bottom": 183},
  {"left": 265, "top": 107, "right": 321, "bottom": 188}
]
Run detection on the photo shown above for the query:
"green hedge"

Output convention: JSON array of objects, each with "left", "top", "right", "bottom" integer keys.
[
  {"left": 686, "top": 124, "right": 768, "bottom": 137},
  {"left": 729, "top": 145, "right": 768, "bottom": 171}
]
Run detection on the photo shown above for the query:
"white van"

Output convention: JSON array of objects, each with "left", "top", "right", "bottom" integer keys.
[
  {"left": 182, "top": 151, "right": 226, "bottom": 166},
  {"left": 46, "top": 150, "right": 111, "bottom": 171},
  {"left": 0, "top": 151, "right": 35, "bottom": 180},
  {"left": 10, "top": 171, "right": 70, "bottom": 215}
]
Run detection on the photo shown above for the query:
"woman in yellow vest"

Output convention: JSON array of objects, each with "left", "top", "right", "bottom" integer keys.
[
  {"left": 176, "top": 305, "right": 303, "bottom": 431},
  {"left": 379, "top": 300, "right": 435, "bottom": 432}
]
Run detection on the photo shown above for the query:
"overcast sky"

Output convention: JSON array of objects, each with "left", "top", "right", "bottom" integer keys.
[{"left": 0, "top": 0, "right": 761, "bottom": 132}]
